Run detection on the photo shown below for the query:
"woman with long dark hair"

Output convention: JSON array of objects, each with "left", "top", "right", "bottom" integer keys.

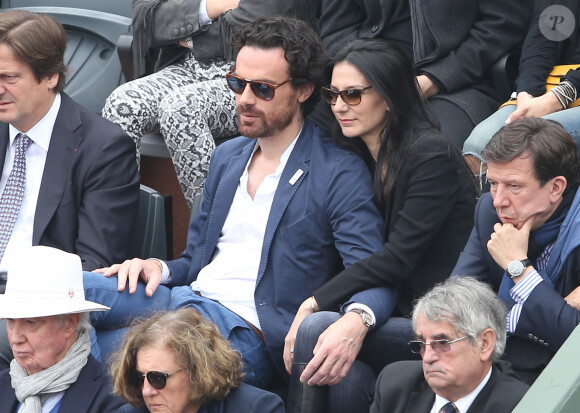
[{"left": 284, "top": 38, "right": 477, "bottom": 412}]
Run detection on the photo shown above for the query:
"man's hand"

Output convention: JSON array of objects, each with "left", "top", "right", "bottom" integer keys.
[
  {"left": 487, "top": 218, "right": 533, "bottom": 278},
  {"left": 416, "top": 75, "right": 440, "bottom": 99},
  {"left": 300, "top": 312, "right": 369, "bottom": 386},
  {"left": 506, "top": 91, "right": 563, "bottom": 124},
  {"left": 565, "top": 286, "right": 580, "bottom": 310},
  {"left": 284, "top": 297, "right": 317, "bottom": 373},
  {"left": 93, "top": 258, "right": 163, "bottom": 297}
]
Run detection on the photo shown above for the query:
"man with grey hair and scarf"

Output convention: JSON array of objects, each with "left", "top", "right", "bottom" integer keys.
[
  {"left": 0, "top": 246, "right": 123, "bottom": 413},
  {"left": 371, "top": 277, "right": 529, "bottom": 413}
]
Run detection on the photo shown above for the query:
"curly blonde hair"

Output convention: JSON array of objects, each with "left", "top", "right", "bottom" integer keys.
[{"left": 109, "top": 307, "right": 244, "bottom": 407}]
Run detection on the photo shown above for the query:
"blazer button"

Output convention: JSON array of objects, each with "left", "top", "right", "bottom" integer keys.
[
  {"left": 371, "top": 24, "right": 379, "bottom": 32},
  {"left": 173, "top": 28, "right": 180, "bottom": 36},
  {"left": 187, "top": 24, "right": 193, "bottom": 31},
  {"left": 180, "top": 27, "right": 186, "bottom": 36}
]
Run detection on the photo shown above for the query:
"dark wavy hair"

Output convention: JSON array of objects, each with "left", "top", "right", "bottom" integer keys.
[
  {"left": 230, "top": 16, "right": 327, "bottom": 116},
  {"left": 0, "top": 10, "right": 68, "bottom": 92},
  {"left": 327, "top": 38, "right": 442, "bottom": 211}
]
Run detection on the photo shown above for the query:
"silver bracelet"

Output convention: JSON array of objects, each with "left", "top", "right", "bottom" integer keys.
[
  {"left": 185, "top": 37, "right": 194, "bottom": 49},
  {"left": 551, "top": 80, "right": 577, "bottom": 109}
]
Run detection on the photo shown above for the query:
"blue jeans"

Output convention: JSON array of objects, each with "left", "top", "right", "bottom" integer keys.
[
  {"left": 288, "top": 312, "right": 418, "bottom": 413},
  {"left": 463, "top": 105, "right": 580, "bottom": 162},
  {"left": 84, "top": 272, "right": 275, "bottom": 389}
]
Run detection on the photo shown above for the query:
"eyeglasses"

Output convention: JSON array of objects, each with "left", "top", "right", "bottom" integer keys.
[
  {"left": 321, "top": 86, "right": 372, "bottom": 106},
  {"left": 226, "top": 71, "right": 291, "bottom": 101},
  {"left": 408, "top": 336, "right": 469, "bottom": 355},
  {"left": 134, "top": 368, "right": 185, "bottom": 390}
]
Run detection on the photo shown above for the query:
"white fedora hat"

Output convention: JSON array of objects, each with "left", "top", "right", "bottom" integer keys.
[{"left": 0, "top": 246, "right": 109, "bottom": 318}]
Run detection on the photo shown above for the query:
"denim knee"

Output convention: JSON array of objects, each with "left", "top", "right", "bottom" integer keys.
[{"left": 294, "top": 312, "right": 341, "bottom": 363}]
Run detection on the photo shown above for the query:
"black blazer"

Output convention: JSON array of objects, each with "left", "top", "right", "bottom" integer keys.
[
  {"left": 0, "top": 356, "right": 124, "bottom": 413},
  {"left": 314, "top": 133, "right": 476, "bottom": 317},
  {"left": 370, "top": 360, "right": 529, "bottom": 413},
  {"left": 0, "top": 93, "right": 140, "bottom": 270},
  {"left": 319, "top": 0, "right": 532, "bottom": 124}
]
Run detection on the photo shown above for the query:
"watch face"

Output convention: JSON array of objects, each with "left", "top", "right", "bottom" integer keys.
[{"left": 507, "top": 260, "right": 524, "bottom": 278}]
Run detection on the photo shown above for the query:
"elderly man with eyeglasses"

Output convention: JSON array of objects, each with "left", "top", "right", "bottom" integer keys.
[{"left": 371, "top": 277, "right": 529, "bottom": 413}]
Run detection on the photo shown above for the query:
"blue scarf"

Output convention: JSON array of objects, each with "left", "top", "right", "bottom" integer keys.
[{"left": 498, "top": 186, "right": 580, "bottom": 307}]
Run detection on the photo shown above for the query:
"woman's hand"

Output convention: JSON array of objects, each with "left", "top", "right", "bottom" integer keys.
[{"left": 283, "top": 297, "right": 318, "bottom": 373}]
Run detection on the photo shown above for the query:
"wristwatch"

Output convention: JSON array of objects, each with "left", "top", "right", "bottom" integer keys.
[
  {"left": 348, "top": 308, "right": 375, "bottom": 329},
  {"left": 506, "top": 259, "right": 532, "bottom": 279},
  {"left": 185, "top": 37, "right": 194, "bottom": 49}
]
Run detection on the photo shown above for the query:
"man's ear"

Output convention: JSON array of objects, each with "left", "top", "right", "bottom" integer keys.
[
  {"left": 296, "top": 82, "right": 315, "bottom": 104},
  {"left": 479, "top": 328, "right": 496, "bottom": 362},
  {"left": 61, "top": 313, "right": 81, "bottom": 336},
  {"left": 549, "top": 176, "right": 567, "bottom": 203},
  {"left": 44, "top": 73, "right": 59, "bottom": 90}
]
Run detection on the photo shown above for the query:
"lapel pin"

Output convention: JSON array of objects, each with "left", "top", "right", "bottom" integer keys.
[{"left": 289, "top": 169, "right": 304, "bottom": 185}]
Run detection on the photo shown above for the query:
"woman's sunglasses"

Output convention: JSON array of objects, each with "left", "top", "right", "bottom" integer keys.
[
  {"left": 226, "top": 71, "right": 291, "bottom": 101},
  {"left": 134, "top": 368, "right": 185, "bottom": 390},
  {"left": 321, "top": 86, "right": 372, "bottom": 106}
]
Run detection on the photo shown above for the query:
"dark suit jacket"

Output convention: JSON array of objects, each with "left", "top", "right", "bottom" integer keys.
[
  {"left": 371, "top": 360, "right": 529, "bottom": 413},
  {"left": 0, "top": 355, "right": 124, "bottom": 413},
  {"left": 319, "top": 0, "right": 532, "bottom": 124},
  {"left": 314, "top": 133, "right": 476, "bottom": 317},
  {"left": 452, "top": 192, "right": 580, "bottom": 381},
  {"left": 0, "top": 93, "right": 140, "bottom": 271},
  {"left": 119, "top": 383, "right": 284, "bottom": 413},
  {"left": 166, "top": 120, "right": 388, "bottom": 376},
  {"left": 132, "top": 0, "right": 300, "bottom": 75}
]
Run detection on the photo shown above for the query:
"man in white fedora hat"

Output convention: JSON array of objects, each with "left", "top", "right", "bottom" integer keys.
[{"left": 0, "top": 246, "right": 123, "bottom": 413}]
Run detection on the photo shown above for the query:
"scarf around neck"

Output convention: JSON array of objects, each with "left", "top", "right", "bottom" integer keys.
[{"left": 10, "top": 328, "right": 91, "bottom": 413}]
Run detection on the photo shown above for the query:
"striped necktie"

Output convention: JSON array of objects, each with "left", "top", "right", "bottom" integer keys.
[
  {"left": 440, "top": 402, "right": 459, "bottom": 413},
  {"left": 0, "top": 133, "right": 32, "bottom": 261}
]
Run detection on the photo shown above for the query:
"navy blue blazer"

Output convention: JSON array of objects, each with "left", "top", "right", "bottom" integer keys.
[
  {"left": 371, "top": 360, "right": 529, "bottom": 413},
  {"left": 453, "top": 192, "right": 580, "bottom": 380},
  {"left": 119, "top": 383, "right": 284, "bottom": 413},
  {"left": 166, "top": 120, "right": 389, "bottom": 375},
  {"left": 0, "top": 93, "right": 140, "bottom": 271},
  {"left": 0, "top": 355, "right": 124, "bottom": 413}
]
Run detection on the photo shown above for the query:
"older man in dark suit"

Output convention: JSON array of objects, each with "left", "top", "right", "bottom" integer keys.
[
  {"left": 0, "top": 9, "right": 139, "bottom": 370},
  {"left": 0, "top": 246, "right": 124, "bottom": 412},
  {"left": 371, "top": 277, "right": 529, "bottom": 413}
]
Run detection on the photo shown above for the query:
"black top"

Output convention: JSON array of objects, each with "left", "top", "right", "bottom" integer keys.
[
  {"left": 516, "top": 0, "right": 580, "bottom": 95},
  {"left": 314, "top": 132, "right": 476, "bottom": 316}
]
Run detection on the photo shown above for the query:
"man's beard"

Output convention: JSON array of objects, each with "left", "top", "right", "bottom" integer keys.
[{"left": 237, "top": 101, "right": 297, "bottom": 139}]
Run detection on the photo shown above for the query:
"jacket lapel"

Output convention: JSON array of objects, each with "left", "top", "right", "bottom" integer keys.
[
  {"left": 33, "top": 94, "right": 82, "bottom": 244},
  {"left": 0, "top": 122, "right": 9, "bottom": 173},
  {"left": 201, "top": 141, "right": 255, "bottom": 266},
  {"left": 406, "top": 382, "right": 436, "bottom": 413},
  {"left": 257, "top": 127, "right": 311, "bottom": 285}
]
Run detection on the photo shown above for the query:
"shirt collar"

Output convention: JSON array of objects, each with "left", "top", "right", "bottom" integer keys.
[
  {"left": 433, "top": 366, "right": 492, "bottom": 413},
  {"left": 9, "top": 92, "right": 61, "bottom": 152}
]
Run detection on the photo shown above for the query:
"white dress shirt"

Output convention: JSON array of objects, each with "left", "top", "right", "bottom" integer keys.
[
  {"left": 190, "top": 136, "right": 299, "bottom": 329},
  {"left": 431, "top": 366, "right": 492, "bottom": 413},
  {"left": 0, "top": 93, "right": 60, "bottom": 269}
]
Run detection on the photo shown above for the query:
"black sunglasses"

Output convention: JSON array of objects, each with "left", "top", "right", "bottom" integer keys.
[
  {"left": 408, "top": 336, "right": 469, "bottom": 355},
  {"left": 226, "top": 71, "right": 291, "bottom": 101},
  {"left": 321, "top": 86, "right": 372, "bottom": 106},
  {"left": 134, "top": 368, "right": 185, "bottom": 390}
]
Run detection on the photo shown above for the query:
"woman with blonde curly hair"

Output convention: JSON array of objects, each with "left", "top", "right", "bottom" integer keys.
[{"left": 110, "top": 307, "right": 283, "bottom": 413}]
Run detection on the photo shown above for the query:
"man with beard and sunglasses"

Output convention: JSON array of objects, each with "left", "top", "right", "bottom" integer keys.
[{"left": 84, "top": 16, "right": 394, "bottom": 391}]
